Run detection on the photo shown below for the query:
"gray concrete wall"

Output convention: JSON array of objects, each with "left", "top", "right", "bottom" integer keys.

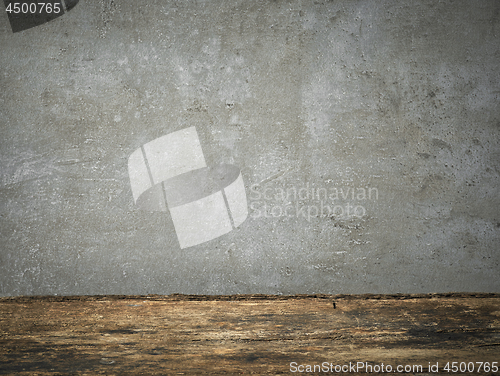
[{"left": 0, "top": 0, "right": 499, "bottom": 296}]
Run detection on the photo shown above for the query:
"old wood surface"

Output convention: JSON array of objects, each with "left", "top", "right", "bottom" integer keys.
[{"left": 0, "top": 293, "right": 499, "bottom": 375}]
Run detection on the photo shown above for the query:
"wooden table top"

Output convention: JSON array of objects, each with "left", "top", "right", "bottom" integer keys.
[{"left": 1, "top": 293, "right": 499, "bottom": 375}]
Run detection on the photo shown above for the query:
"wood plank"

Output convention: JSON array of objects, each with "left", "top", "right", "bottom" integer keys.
[{"left": 1, "top": 294, "right": 499, "bottom": 374}]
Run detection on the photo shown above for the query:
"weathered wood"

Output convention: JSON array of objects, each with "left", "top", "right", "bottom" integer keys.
[{"left": 1, "top": 294, "right": 499, "bottom": 375}]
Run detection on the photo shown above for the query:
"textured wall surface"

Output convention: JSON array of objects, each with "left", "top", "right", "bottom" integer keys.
[{"left": 0, "top": 0, "right": 499, "bottom": 296}]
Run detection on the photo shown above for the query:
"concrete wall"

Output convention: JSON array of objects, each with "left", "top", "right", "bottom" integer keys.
[{"left": 1, "top": 0, "right": 499, "bottom": 296}]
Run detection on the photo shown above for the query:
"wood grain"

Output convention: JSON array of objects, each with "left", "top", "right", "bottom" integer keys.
[{"left": 1, "top": 294, "right": 499, "bottom": 374}]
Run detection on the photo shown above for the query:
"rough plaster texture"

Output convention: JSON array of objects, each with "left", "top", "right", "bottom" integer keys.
[{"left": 0, "top": 0, "right": 499, "bottom": 296}]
